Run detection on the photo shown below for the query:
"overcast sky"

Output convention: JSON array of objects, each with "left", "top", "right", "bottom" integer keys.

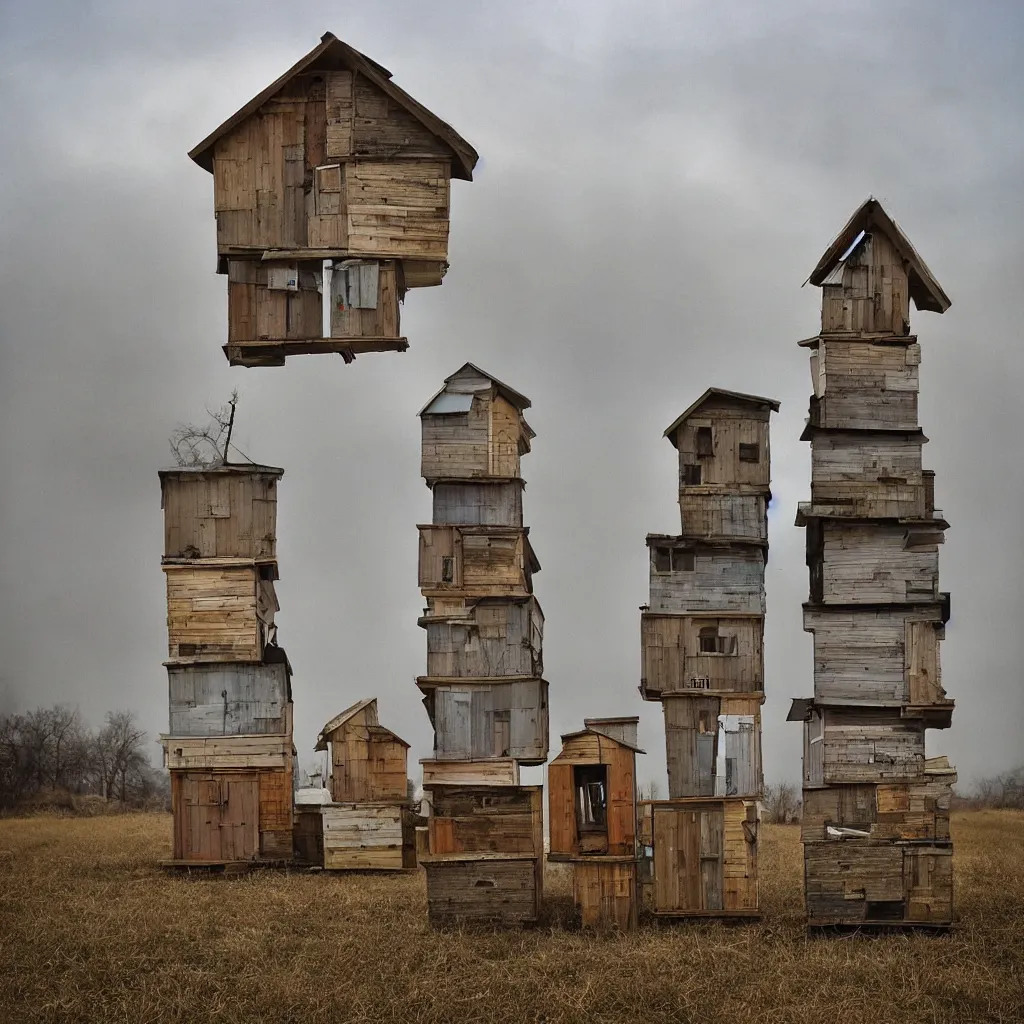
[{"left": 1, "top": 1, "right": 1022, "bottom": 790}]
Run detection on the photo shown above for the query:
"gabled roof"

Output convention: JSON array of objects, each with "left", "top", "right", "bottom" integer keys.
[
  {"left": 557, "top": 727, "right": 645, "bottom": 755},
  {"left": 808, "top": 198, "right": 950, "bottom": 313},
  {"left": 314, "top": 697, "right": 410, "bottom": 751},
  {"left": 189, "top": 32, "right": 478, "bottom": 180},
  {"left": 418, "top": 362, "right": 533, "bottom": 416},
  {"left": 663, "top": 388, "right": 780, "bottom": 446}
]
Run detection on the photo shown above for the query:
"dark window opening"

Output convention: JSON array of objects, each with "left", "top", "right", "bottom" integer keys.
[
  {"left": 725, "top": 757, "right": 735, "bottom": 796},
  {"left": 441, "top": 556, "right": 454, "bottom": 583},
  {"left": 573, "top": 764, "right": 608, "bottom": 833},
  {"left": 654, "top": 547, "right": 672, "bottom": 573},
  {"left": 683, "top": 464, "right": 702, "bottom": 485},
  {"left": 698, "top": 626, "right": 738, "bottom": 655},
  {"left": 696, "top": 427, "right": 714, "bottom": 457},
  {"left": 673, "top": 550, "right": 695, "bottom": 572},
  {"left": 739, "top": 443, "right": 760, "bottom": 463},
  {"left": 865, "top": 900, "right": 906, "bottom": 922}
]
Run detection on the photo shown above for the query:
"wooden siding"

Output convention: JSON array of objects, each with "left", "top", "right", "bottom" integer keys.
[
  {"left": 809, "top": 708, "right": 926, "bottom": 785},
  {"left": 326, "top": 712, "right": 408, "bottom": 803},
  {"left": 227, "top": 260, "right": 322, "bottom": 342},
  {"left": 679, "top": 493, "right": 767, "bottom": 542},
  {"left": 168, "top": 662, "right": 291, "bottom": 736},
  {"left": 641, "top": 614, "right": 763, "bottom": 697},
  {"left": 809, "top": 431, "right": 925, "bottom": 518},
  {"left": 819, "top": 231, "right": 911, "bottom": 336},
  {"left": 807, "top": 521, "right": 940, "bottom": 604},
  {"left": 425, "top": 680, "right": 548, "bottom": 764},
  {"left": 161, "top": 470, "right": 279, "bottom": 560},
  {"left": 420, "top": 758, "right": 519, "bottom": 787},
  {"left": 804, "top": 841, "right": 952, "bottom": 926},
  {"left": 424, "top": 598, "right": 542, "bottom": 677},
  {"left": 428, "top": 786, "right": 542, "bottom": 856},
  {"left": 808, "top": 339, "right": 920, "bottom": 431},
  {"left": 573, "top": 860, "right": 638, "bottom": 931},
  {"left": 164, "top": 564, "right": 276, "bottom": 662},
  {"left": 647, "top": 543, "right": 766, "bottom": 614},
  {"left": 804, "top": 606, "right": 946, "bottom": 706},
  {"left": 801, "top": 772, "right": 955, "bottom": 843},
  {"left": 432, "top": 481, "right": 523, "bottom": 527},
  {"left": 651, "top": 800, "right": 758, "bottom": 915},
  {"left": 424, "top": 857, "right": 539, "bottom": 926},
  {"left": 329, "top": 258, "right": 401, "bottom": 339},
  {"left": 162, "top": 734, "right": 292, "bottom": 771},
  {"left": 548, "top": 733, "right": 637, "bottom": 858},
  {"left": 322, "top": 803, "right": 416, "bottom": 870},
  {"left": 418, "top": 526, "right": 534, "bottom": 597}
]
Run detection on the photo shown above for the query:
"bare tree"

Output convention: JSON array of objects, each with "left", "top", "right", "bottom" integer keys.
[
  {"left": 92, "top": 711, "right": 148, "bottom": 802},
  {"left": 640, "top": 779, "right": 661, "bottom": 801},
  {"left": 169, "top": 390, "right": 240, "bottom": 468},
  {"left": 762, "top": 781, "right": 801, "bottom": 823}
]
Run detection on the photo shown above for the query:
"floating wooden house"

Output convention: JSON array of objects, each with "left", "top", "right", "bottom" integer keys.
[
  {"left": 188, "top": 32, "right": 478, "bottom": 366},
  {"left": 640, "top": 389, "right": 777, "bottom": 919},
  {"left": 309, "top": 698, "right": 416, "bottom": 870},
  {"left": 417, "top": 366, "right": 547, "bottom": 927},
  {"left": 548, "top": 721, "right": 643, "bottom": 931},
  {"left": 159, "top": 462, "right": 295, "bottom": 867},
  {"left": 792, "top": 198, "right": 955, "bottom": 928}
]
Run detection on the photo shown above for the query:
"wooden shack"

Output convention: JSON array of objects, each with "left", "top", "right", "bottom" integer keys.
[
  {"left": 188, "top": 32, "right": 478, "bottom": 366},
  {"left": 420, "top": 364, "right": 534, "bottom": 485},
  {"left": 417, "top": 525, "right": 539, "bottom": 598},
  {"left": 793, "top": 198, "right": 954, "bottom": 927},
  {"left": 548, "top": 723, "right": 643, "bottom": 930}
]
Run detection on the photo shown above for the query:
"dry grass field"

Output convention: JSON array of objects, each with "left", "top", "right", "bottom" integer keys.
[{"left": 0, "top": 811, "right": 1021, "bottom": 1024}]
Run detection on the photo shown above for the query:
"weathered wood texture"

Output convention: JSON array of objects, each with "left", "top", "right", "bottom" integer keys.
[
  {"left": 162, "top": 734, "right": 293, "bottom": 771},
  {"left": 428, "top": 786, "right": 542, "bottom": 856},
  {"left": 432, "top": 481, "right": 524, "bottom": 527},
  {"left": 170, "top": 765, "right": 293, "bottom": 863},
  {"left": 420, "top": 366, "right": 532, "bottom": 483},
  {"left": 293, "top": 806, "right": 324, "bottom": 866},
  {"left": 804, "top": 840, "right": 952, "bottom": 926},
  {"left": 160, "top": 468, "right": 280, "bottom": 560},
  {"left": 317, "top": 700, "right": 409, "bottom": 803},
  {"left": 803, "top": 606, "right": 947, "bottom": 707},
  {"left": 329, "top": 258, "right": 401, "bottom": 338},
  {"left": 168, "top": 662, "right": 291, "bottom": 736},
  {"left": 803, "top": 708, "right": 925, "bottom": 786},
  {"left": 423, "top": 598, "right": 543, "bottom": 677},
  {"left": 669, "top": 396, "right": 773, "bottom": 493},
  {"left": 548, "top": 731, "right": 637, "bottom": 858},
  {"left": 641, "top": 613, "right": 763, "bottom": 697},
  {"left": 809, "top": 431, "right": 925, "bottom": 518},
  {"left": 420, "top": 758, "right": 519, "bottom": 787},
  {"left": 679, "top": 493, "right": 768, "bottom": 542},
  {"left": 801, "top": 767, "right": 955, "bottom": 843},
  {"left": 164, "top": 564, "right": 277, "bottom": 662},
  {"left": 819, "top": 231, "right": 911, "bottom": 336},
  {"left": 572, "top": 860, "right": 638, "bottom": 931},
  {"left": 663, "top": 697, "right": 761, "bottom": 799},
  {"left": 583, "top": 717, "right": 639, "bottom": 747},
  {"left": 651, "top": 800, "right": 758, "bottom": 916},
  {"left": 806, "top": 520, "right": 941, "bottom": 604},
  {"left": 321, "top": 802, "right": 416, "bottom": 870},
  {"left": 418, "top": 526, "right": 537, "bottom": 597},
  {"left": 424, "top": 857, "right": 539, "bottom": 926},
  {"left": 646, "top": 540, "right": 766, "bottom": 614},
  {"left": 227, "top": 260, "right": 323, "bottom": 342},
  {"left": 808, "top": 338, "right": 920, "bottom": 431},
  {"left": 422, "top": 679, "right": 548, "bottom": 764}
]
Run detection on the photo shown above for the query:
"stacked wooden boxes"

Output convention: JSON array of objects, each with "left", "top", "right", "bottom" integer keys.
[
  {"left": 188, "top": 32, "right": 478, "bottom": 367},
  {"left": 548, "top": 719, "right": 644, "bottom": 930},
  {"left": 305, "top": 698, "right": 416, "bottom": 870},
  {"left": 417, "top": 363, "right": 547, "bottom": 927},
  {"left": 640, "top": 389, "right": 779, "bottom": 918},
  {"left": 790, "top": 199, "right": 956, "bottom": 928},
  {"left": 159, "top": 464, "right": 296, "bottom": 865}
]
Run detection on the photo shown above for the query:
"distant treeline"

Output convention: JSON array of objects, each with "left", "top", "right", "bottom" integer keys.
[
  {"left": 0, "top": 705, "right": 166, "bottom": 810},
  {"left": 963, "top": 765, "right": 1024, "bottom": 809}
]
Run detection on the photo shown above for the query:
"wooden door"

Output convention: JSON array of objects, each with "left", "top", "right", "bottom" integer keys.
[
  {"left": 218, "top": 774, "right": 259, "bottom": 861},
  {"left": 653, "top": 805, "right": 724, "bottom": 913},
  {"left": 174, "top": 772, "right": 258, "bottom": 862}
]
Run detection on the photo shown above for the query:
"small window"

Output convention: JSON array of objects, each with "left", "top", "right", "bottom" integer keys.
[
  {"left": 682, "top": 464, "right": 702, "bottom": 485},
  {"left": 673, "top": 550, "right": 695, "bottom": 572},
  {"left": 574, "top": 765, "right": 608, "bottom": 832},
  {"left": 696, "top": 427, "right": 714, "bottom": 457},
  {"left": 441, "top": 556, "right": 454, "bottom": 583},
  {"left": 698, "top": 627, "right": 738, "bottom": 655},
  {"left": 653, "top": 547, "right": 672, "bottom": 573},
  {"left": 739, "top": 443, "right": 760, "bottom": 463}
]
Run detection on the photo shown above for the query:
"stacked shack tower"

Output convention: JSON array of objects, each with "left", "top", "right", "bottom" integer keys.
[
  {"left": 188, "top": 32, "right": 477, "bottom": 367},
  {"left": 790, "top": 199, "right": 956, "bottom": 928},
  {"left": 640, "top": 389, "right": 779, "bottom": 918},
  {"left": 159, "top": 463, "right": 295, "bottom": 865},
  {"left": 416, "top": 364, "right": 547, "bottom": 927}
]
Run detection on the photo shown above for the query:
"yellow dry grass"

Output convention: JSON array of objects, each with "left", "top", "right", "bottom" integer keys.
[{"left": 0, "top": 810, "right": 1021, "bottom": 1023}]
